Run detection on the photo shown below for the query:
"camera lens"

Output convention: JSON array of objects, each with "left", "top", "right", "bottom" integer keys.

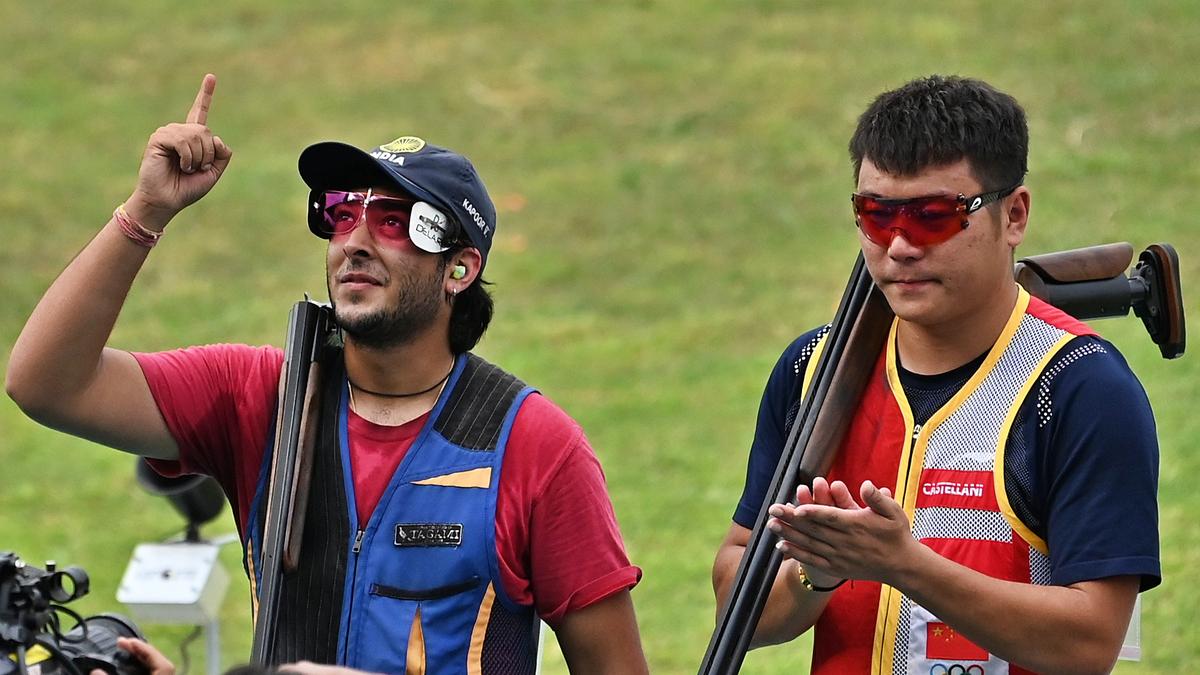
[{"left": 59, "top": 613, "right": 148, "bottom": 675}]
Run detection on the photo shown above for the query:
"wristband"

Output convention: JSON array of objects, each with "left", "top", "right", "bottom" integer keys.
[
  {"left": 114, "top": 204, "right": 164, "bottom": 248},
  {"left": 797, "top": 565, "right": 846, "bottom": 593}
]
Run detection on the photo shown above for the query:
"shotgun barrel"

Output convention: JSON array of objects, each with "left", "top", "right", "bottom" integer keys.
[
  {"left": 250, "top": 299, "right": 331, "bottom": 665},
  {"left": 700, "top": 255, "right": 893, "bottom": 674}
]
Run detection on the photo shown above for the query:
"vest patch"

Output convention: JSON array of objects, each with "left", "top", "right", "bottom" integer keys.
[
  {"left": 395, "top": 523, "right": 464, "bottom": 547},
  {"left": 917, "top": 469, "right": 997, "bottom": 509},
  {"left": 925, "top": 621, "right": 988, "bottom": 661}
]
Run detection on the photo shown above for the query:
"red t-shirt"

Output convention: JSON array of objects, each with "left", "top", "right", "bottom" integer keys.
[{"left": 134, "top": 344, "right": 640, "bottom": 625}]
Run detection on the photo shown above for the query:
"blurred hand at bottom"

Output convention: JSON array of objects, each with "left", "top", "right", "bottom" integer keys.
[
  {"left": 279, "top": 662, "right": 382, "bottom": 675},
  {"left": 91, "top": 637, "right": 175, "bottom": 675}
]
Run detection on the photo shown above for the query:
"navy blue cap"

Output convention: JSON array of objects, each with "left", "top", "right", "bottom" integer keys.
[{"left": 299, "top": 136, "right": 497, "bottom": 269}]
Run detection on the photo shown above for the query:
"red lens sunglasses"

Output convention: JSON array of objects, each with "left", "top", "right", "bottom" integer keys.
[
  {"left": 852, "top": 184, "right": 1019, "bottom": 248},
  {"left": 309, "top": 189, "right": 464, "bottom": 253}
]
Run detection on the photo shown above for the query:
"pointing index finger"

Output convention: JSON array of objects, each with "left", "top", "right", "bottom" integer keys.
[{"left": 187, "top": 73, "right": 217, "bottom": 125}]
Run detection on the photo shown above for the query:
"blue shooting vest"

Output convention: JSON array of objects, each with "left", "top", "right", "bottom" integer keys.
[{"left": 245, "top": 352, "right": 541, "bottom": 674}]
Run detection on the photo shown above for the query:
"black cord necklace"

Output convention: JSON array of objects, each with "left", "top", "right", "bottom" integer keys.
[{"left": 348, "top": 365, "right": 454, "bottom": 399}]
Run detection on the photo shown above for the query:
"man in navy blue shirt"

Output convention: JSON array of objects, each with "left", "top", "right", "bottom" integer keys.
[{"left": 712, "top": 75, "right": 1159, "bottom": 674}]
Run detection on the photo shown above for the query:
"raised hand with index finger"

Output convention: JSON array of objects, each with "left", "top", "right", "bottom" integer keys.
[{"left": 125, "top": 73, "right": 233, "bottom": 231}]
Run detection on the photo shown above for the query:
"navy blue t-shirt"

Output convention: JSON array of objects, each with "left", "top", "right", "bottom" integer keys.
[{"left": 734, "top": 326, "right": 1162, "bottom": 590}]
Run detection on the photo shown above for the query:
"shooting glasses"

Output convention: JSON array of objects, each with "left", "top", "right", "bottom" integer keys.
[
  {"left": 852, "top": 184, "right": 1019, "bottom": 248},
  {"left": 308, "top": 189, "right": 463, "bottom": 253}
]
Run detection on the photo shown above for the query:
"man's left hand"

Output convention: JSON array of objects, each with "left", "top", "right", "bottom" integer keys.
[{"left": 767, "top": 478, "right": 917, "bottom": 587}]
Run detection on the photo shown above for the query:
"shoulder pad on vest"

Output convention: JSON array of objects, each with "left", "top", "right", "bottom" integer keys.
[{"left": 435, "top": 353, "right": 528, "bottom": 451}]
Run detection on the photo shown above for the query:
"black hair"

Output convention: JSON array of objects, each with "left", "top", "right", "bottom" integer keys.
[
  {"left": 848, "top": 75, "right": 1028, "bottom": 191},
  {"left": 441, "top": 248, "right": 494, "bottom": 354}
]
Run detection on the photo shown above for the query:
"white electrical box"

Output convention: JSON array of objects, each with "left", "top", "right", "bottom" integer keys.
[{"left": 117, "top": 542, "right": 229, "bottom": 624}]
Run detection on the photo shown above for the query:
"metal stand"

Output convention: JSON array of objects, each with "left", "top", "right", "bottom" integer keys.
[{"left": 206, "top": 618, "right": 221, "bottom": 675}]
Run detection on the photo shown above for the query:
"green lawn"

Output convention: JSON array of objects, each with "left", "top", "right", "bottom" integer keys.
[{"left": 2, "top": 1, "right": 1198, "bottom": 672}]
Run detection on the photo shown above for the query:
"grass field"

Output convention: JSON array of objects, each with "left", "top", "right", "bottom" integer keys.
[{"left": 2, "top": 1, "right": 1198, "bottom": 672}]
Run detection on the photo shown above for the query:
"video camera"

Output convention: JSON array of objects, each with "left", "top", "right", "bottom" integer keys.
[{"left": 0, "top": 552, "right": 148, "bottom": 675}]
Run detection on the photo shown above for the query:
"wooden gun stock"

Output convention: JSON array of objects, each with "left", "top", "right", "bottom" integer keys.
[
  {"left": 1016, "top": 242, "right": 1186, "bottom": 358},
  {"left": 1015, "top": 241, "right": 1134, "bottom": 284},
  {"left": 283, "top": 358, "right": 323, "bottom": 570},
  {"left": 800, "top": 287, "right": 892, "bottom": 482}
]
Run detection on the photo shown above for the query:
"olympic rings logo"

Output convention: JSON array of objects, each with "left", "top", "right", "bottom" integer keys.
[{"left": 929, "top": 665, "right": 985, "bottom": 675}]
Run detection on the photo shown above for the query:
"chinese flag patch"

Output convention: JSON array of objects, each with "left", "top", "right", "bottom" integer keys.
[{"left": 925, "top": 622, "right": 988, "bottom": 661}]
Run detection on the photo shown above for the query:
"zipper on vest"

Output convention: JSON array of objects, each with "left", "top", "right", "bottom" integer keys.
[
  {"left": 340, "top": 528, "right": 366, "bottom": 663},
  {"left": 899, "top": 423, "right": 923, "bottom": 496}
]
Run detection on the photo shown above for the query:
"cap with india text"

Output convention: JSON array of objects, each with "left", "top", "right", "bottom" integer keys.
[{"left": 299, "top": 136, "right": 497, "bottom": 269}]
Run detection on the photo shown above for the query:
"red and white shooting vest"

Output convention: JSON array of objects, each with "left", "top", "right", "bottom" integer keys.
[{"left": 804, "top": 289, "right": 1094, "bottom": 674}]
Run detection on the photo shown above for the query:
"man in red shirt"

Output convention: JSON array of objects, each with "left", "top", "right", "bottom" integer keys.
[{"left": 8, "top": 73, "right": 646, "bottom": 674}]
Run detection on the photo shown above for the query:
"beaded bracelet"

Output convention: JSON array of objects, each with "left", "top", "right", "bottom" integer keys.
[{"left": 114, "top": 205, "right": 164, "bottom": 248}]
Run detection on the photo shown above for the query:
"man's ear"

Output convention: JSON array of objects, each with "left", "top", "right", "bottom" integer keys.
[
  {"left": 1004, "top": 186, "right": 1031, "bottom": 248},
  {"left": 446, "top": 247, "right": 484, "bottom": 291}
]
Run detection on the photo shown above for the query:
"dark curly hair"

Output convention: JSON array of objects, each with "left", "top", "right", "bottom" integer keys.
[{"left": 849, "top": 75, "right": 1028, "bottom": 191}]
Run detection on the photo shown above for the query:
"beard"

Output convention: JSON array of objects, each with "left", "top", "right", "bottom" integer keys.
[{"left": 330, "top": 258, "right": 447, "bottom": 350}]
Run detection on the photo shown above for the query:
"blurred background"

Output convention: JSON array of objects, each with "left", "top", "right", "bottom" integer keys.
[{"left": 2, "top": 1, "right": 1196, "bottom": 672}]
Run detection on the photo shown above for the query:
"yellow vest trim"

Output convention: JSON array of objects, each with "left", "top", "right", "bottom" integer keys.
[
  {"left": 994, "top": 297, "right": 1072, "bottom": 555},
  {"left": 800, "top": 331, "right": 828, "bottom": 400},
  {"left": 872, "top": 319, "right": 915, "bottom": 675},
  {"left": 467, "top": 583, "right": 496, "bottom": 674},
  {"left": 412, "top": 467, "right": 493, "bottom": 489},
  {"left": 406, "top": 606, "right": 426, "bottom": 675},
  {"left": 247, "top": 538, "right": 259, "bottom": 628}
]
